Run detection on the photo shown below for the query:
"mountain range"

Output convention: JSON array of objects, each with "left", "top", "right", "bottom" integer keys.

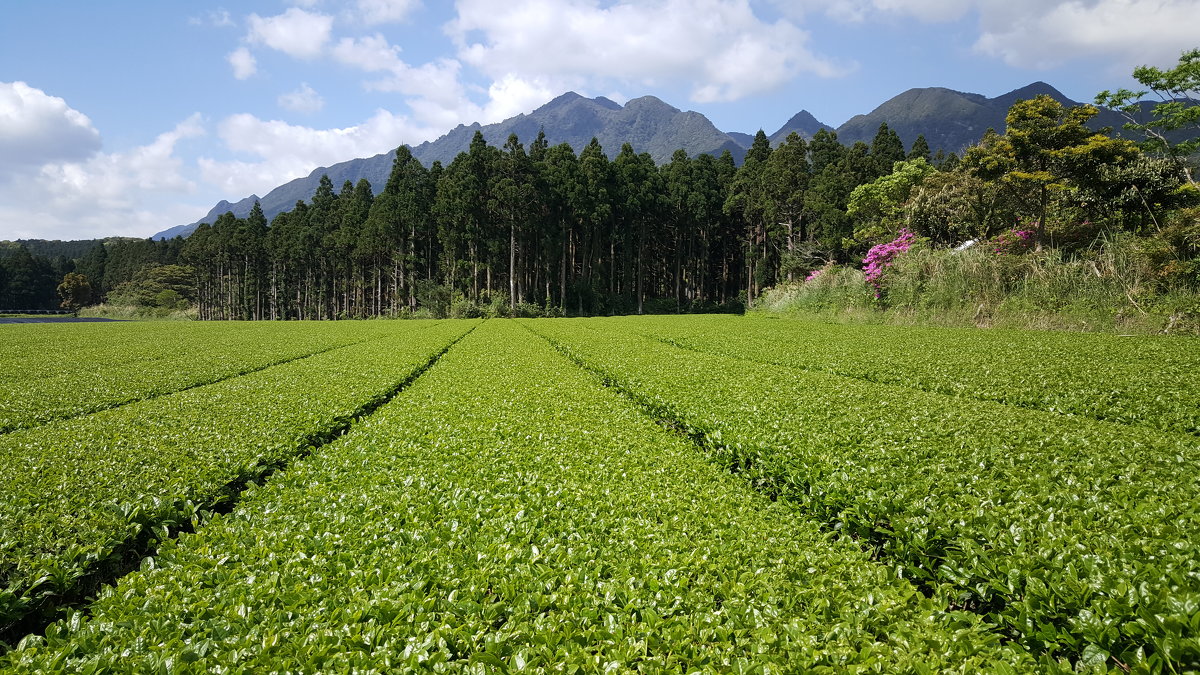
[{"left": 152, "top": 82, "right": 1150, "bottom": 240}]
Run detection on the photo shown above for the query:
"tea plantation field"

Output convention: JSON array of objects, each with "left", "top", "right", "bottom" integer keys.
[{"left": 0, "top": 317, "right": 1196, "bottom": 673}]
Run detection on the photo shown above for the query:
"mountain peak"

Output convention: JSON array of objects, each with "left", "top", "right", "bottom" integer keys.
[
  {"left": 769, "top": 109, "right": 832, "bottom": 144},
  {"left": 542, "top": 91, "right": 585, "bottom": 108},
  {"left": 156, "top": 82, "right": 1135, "bottom": 241},
  {"left": 783, "top": 110, "right": 821, "bottom": 126},
  {"left": 536, "top": 91, "right": 623, "bottom": 114},
  {"left": 993, "top": 81, "right": 1068, "bottom": 106},
  {"left": 624, "top": 95, "right": 679, "bottom": 113},
  {"left": 592, "top": 95, "right": 623, "bottom": 111}
]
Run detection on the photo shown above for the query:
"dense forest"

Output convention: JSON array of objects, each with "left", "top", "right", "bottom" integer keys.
[
  {"left": 182, "top": 125, "right": 930, "bottom": 320},
  {"left": 3, "top": 52, "right": 1197, "bottom": 320},
  {"left": 0, "top": 238, "right": 185, "bottom": 313}
]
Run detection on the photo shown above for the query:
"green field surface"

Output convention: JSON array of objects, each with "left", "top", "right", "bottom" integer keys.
[
  {"left": 621, "top": 314, "right": 1200, "bottom": 436},
  {"left": 530, "top": 317, "right": 1200, "bottom": 669},
  {"left": 0, "top": 320, "right": 477, "bottom": 638},
  {"left": 1, "top": 316, "right": 1196, "bottom": 672},
  {"left": 0, "top": 321, "right": 416, "bottom": 434}
]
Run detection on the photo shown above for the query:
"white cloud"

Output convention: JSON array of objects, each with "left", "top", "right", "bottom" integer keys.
[
  {"left": 190, "top": 9, "right": 235, "bottom": 27},
  {"left": 0, "top": 115, "right": 207, "bottom": 239},
  {"left": 779, "top": 0, "right": 968, "bottom": 22},
  {"left": 0, "top": 81, "right": 102, "bottom": 175},
  {"left": 332, "top": 34, "right": 477, "bottom": 128},
  {"left": 481, "top": 74, "right": 559, "bottom": 121},
  {"left": 247, "top": 8, "right": 333, "bottom": 59},
  {"left": 228, "top": 47, "right": 257, "bottom": 80},
  {"left": 972, "top": 0, "right": 1200, "bottom": 69},
  {"left": 278, "top": 83, "right": 326, "bottom": 112},
  {"left": 330, "top": 32, "right": 404, "bottom": 72},
  {"left": 355, "top": 0, "right": 421, "bottom": 25},
  {"left": 778, "top": 0, "right": 1200, "bottom": 69},
  {"left": 446, "top": 0, "right": 843, "bottom": 104},
  {"left": 40, "top": 115, "right": 203, "bottom": 209},
  {"left": 362, "top": 57, "right": 468, "bottom": 110},
  {"left": 198, "top": 109, "right": 440, "bottom": 197}
]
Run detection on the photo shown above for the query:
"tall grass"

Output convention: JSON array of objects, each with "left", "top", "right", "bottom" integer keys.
[
  {"left": 77, "top": 303, "right": 198, "bottom": 321},
  {"left": 756, "top": 236, "right": 1200, "bottom": 334}
]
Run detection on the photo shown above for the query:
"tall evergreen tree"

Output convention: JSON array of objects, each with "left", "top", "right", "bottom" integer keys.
[
  {"left": 870, "top": 122, "right": 906, "bottom": 178},
  {"left": 907, "top": 134, "right": 931, "bottom": 162},
  {"left": 762, "top": 132, "right": 812, "bottom": 281},
  {"left": 725, "top": 131, "right": 773, "bottom": 301}
]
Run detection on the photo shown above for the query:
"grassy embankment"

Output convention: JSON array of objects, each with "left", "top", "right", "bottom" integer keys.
[{"left": 756, "top": 236, "right": 1200, "bottom": 335}]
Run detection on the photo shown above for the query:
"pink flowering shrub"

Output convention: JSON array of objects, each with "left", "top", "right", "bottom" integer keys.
[
  {"left": 862, "top": 228, "right": 917, "bottom": 297},
  {"left": 805, "top": 268, "right": 824, "bottom": 282},
  {"left": 991, "top": 227, "right": 1035, "bottom": 255}
]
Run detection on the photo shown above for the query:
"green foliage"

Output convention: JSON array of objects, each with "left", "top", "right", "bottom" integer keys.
[
  {"left": 759, "top": 235, "right": 1200, "bottom": 334},
  {"left": 1096, "top": 47, "right": 1200, "bottom": 183},
  {"left": 104, "top": 264, "right": 196, "bottom": 310},
  {"left": 847, "top": 158, "right": 936, "bottom": 246},
  {"left": 158, "top": 87, "right": 1195, "bottom": 321},
  {"left": 55, "top": 273, "right": 92, "bottom": 312},
  {"left": 0, "top": 247, "right": 59, "bottom": 310},
  {"left": 869, "top": 122, "right": 906, "bottom": 178},
  {"left": 907, "top": 134, "right": 931, "bottom": 162},
  {"left": 964, "top": 96, "right": 1144, "bottom": 243},
  {"left": 904, "top": 169, "right": 1011, "bottom": 243}
]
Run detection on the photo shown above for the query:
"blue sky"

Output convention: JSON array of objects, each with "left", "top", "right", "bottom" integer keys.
[{"left": 2, "top": 0, "right": 1197, "bottom": 240}]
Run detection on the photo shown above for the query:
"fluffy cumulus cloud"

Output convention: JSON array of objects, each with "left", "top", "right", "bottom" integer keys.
[
  {"left": 278, "top": 82, "right": 326, "bottom": 112},
  {"left": 230, "top": 1, "right": 844, "bottom": 150},
  {"left": 0, "top": 81, "right": 102, "bottom": 175},
  {"left": 197, "top": 109, "right": 440, "bottom": 197},
  {"left": 227, "top": 47, "right": 257, "bottom": 80},
  {"left": 780, "top": 0, "right": 1200, "bottom": 69},
  {"left": 1, "top": 114, "right": 206, "bottom": 239},
  {"left": 447, "top": 0, "right": 843, "bottom": 103},
  {"left": 39, "top": 115, "right": 203, "bottom": 207},
  {"left": 330, "top": 34, "right": 480, "bottom": 128},
  {"left": 247, "top": 7, "right": 333, "bottom": 59},
  {"left": 971, "top": 0, "right": 1200, "bottom": 69}
]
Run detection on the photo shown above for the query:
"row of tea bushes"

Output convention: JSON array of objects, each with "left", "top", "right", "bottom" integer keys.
[
  {"left": 0, "top": 320, "right": 476, "bottom": 638},
  {"left": 530, "top": 318, "right": 1199, "bottom": 670},
  {"left": 624, "top": 314, "right": 1200, "bottom": 435},
  {"left": 0, "top": 321, "right": 413, "bottom": 433}
]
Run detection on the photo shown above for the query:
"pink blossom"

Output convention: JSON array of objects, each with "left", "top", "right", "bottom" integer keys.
[
  {"left": 862, "top": 228, "right": 916, "bottom": 298},
  {"left": 992, "top": 226, "right": 1035, "bottom": 255}
]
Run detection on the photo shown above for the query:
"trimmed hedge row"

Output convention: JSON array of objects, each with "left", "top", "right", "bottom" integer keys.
[
  {"left": 0, "top": 320, "right": 477, "bottom": 639},
  {"left": 628, "top": 314, "right": 1200, "bottom": 435},
  {"left": 530, "top": 317, "right": 1200, "bottom": 671},
  {"left": 0, "top": 321, "right": 412, "bottom": 434}
]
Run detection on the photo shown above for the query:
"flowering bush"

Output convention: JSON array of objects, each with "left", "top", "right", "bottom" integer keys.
[
  {"left": 991, "top": 227, "right": 1035, "bottom": 255},
  {"left": 805, "top": 268, "right": 824, "bottom": 282},
  {"left": 862, "top": 228, "right": 917, "bottom": 297}
]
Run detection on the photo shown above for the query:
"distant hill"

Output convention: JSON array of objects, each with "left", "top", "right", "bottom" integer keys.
[
  {"left": 0, "top": 237, "right": 138, "bottom": 260},
  {"left": 155, "top": 93, "right": 746, "bottom": 239},
  {"left": 832, "top": 81, "right": 1134, "bottom": 153}
]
